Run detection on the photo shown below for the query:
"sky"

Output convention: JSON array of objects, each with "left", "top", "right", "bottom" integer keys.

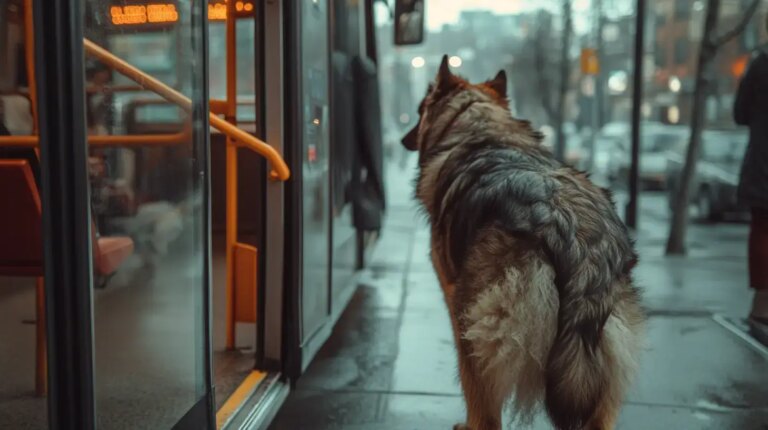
[
  {"left": 424, "top": 0, "right": 594, "bottom": 30},
  {"left": 425, "top": 0, "right": 527, "bottom": 29}
]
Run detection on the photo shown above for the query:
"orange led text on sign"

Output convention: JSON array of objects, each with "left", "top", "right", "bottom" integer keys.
[
  {"left": 208, "top": 1, "right": 254, "bottom": 20},
  {"left": 111, "top": 4, "right": 179, "bottom": 25},
  {"left": 209, "top": 3, "right": 228, "bottom": 20}
]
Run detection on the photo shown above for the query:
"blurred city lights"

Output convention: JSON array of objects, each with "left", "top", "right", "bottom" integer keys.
[
  {"left": 411, "top": 56, "right": 426, "bottom": 68},
  {"left": 668, "top": 106, "right": 680, "bottom": 124},
  {"left": 669, "top": 76, "right": 682, "bottom": 93}
]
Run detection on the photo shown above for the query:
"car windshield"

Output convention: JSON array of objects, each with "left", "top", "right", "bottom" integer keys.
[{"left": 642, "top": 130, "right": 687, "bottom": 153}]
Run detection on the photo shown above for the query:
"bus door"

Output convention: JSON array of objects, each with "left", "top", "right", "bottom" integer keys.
[
  {"left": 85, "top": 1, "right": 215, "bottom": 428},
  {"left": 205, "top": 1, "right": 292, "bottom": 427},
  {"left": 286, "top": 0, "right": 334, "bottom": 374}
]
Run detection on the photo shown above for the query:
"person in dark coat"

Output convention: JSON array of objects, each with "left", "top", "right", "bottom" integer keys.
[{"left": 734, "top": 21, "right": 768, "bottom": 330}]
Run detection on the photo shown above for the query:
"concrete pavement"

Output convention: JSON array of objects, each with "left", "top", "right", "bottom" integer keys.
[{"left": 270, "top": 158, "right": 768, "bottom": 430}]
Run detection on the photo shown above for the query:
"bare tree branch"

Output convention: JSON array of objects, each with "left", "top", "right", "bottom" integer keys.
[{"left": 712, "top": 0, "right": 761, "bottom": 48}]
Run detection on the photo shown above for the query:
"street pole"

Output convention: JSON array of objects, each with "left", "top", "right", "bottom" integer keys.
[
  {"left": 587, "top": 0, "right": 604, "bottom": 173},
  {"left": 555, "top": 0, "right": 572, "bottom": 163},
  {"left": 626, "top": 0, "right": 645, "bottom": 229},
  {"left": 595, "top": 0, "right": 605, "bottom": 129}
]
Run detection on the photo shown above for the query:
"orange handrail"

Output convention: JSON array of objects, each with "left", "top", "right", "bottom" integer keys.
[
  {"left": 85, "top": 84, "right": 145, "bottom": 94},
  {"left": 0, "top": 133, "right": 190, "bottom": 148},
  {"left": 0, "top": 136, "right": 39, "bottom": 147},
  {"left": 209, "top": 99, "right": 228, "bottom": 115},
  {"left": 82, "top": 38, "right": 290, "bottom": 181},
  {"left": 89, "top": 133, "right": 189, "bottom": 147}
]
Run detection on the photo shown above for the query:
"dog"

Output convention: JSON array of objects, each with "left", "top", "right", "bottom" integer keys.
[{"left": 401, "top": 56, "right": 645, "bottom": 430}]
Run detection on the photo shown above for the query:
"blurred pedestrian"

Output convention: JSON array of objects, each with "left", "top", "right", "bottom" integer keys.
[{"left": 733, "top": 18, "right": 768, "bottom": 332}]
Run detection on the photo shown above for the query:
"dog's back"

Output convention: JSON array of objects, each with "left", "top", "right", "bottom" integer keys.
[{"left": 404, "top": 57, "right": 644, "bottom": 430}]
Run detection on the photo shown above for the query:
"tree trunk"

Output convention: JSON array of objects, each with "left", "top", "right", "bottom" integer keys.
[
  {"left": 534, "top": 13, "right": 556, "bottom": 123},
  {"left": 665, "top": 0, "right": 719, "bottom": 255},
  {"left": 587, "top": 0, "right": 605, "bottom": 172},
  {"left": 555, "top": 0, "right": 572, "bottom": 162}
]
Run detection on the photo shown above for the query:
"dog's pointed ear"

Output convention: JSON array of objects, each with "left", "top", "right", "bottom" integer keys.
[
  {"left": 435, "top": 55, "right": 459, "bottom": 91},
  {"left": 485, "top": 70, "right": 507, "bottom": 97}
]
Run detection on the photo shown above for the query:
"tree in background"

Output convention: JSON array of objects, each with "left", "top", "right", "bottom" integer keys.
[
  {"left": 666, "top": 0, "right": 761, "bottom": 255},
  {"left": 510, "top": 10, "right": 559, "bottom": 127},
  {"left": 510, "top": 2, "right": 575, "bottom": 161}
]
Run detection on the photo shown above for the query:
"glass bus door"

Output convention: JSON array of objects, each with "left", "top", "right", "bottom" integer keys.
[
  {"left": 287, "top": 0, "right": 333, "bottom": 373},
  {"left": 84, "top": 1, "right": 214, "bottom": 428},
  {"left": 0, "top": 1, "right": 217, "bottom": 428}
]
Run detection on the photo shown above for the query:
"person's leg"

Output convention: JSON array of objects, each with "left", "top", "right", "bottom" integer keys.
[{"left": 749, "top": 207, "right": 768, "bottom": 320}]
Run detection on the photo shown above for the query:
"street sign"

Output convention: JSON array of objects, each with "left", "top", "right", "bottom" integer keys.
[{"left": 581, "top": 48, "right": 600, "bottom": 75}]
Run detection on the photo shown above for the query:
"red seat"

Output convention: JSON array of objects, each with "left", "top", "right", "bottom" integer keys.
[
  {"left": 0, "top": 158, "right": 134, "bottom": 396},
  {"left": 0, "top": 160, "right": 43, "bottom": 277}
]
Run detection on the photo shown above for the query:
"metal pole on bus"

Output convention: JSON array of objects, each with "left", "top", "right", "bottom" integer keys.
[
  {"left": 626, "top": 0, "right": 645, "bottom": 229},
  {"left": 225, "top": 0, "right": 238, "bottom": 350}
]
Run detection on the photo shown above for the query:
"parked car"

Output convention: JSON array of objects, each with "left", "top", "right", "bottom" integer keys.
[
  {"left": 600, "top": 122, "right": 689, "bottom": 190},
  {"left": 540, "top": 122, "right": 588, "bottom": 169},
  {"left": 666, "top": 129, "right": 749, "bottom": 221}
]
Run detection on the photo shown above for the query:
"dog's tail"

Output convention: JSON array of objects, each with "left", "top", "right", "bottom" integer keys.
[{"left": 540, "top": 202, "right": 636, "bottom": 430}]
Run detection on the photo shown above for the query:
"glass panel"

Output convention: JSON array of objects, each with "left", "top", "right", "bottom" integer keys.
[
  {"left": 0, "top": 0, "right": 47, "bottom": 427},
  {"left": 300, "top": 0, "right": 331, "bottom": 341},
  {"left": 84, "top": 0, "right": 209, "bottom": 427},
  {"left": 329, "top": 0, "right": 359, "bottom": 311},
  {"left": 209, "top": 14, "right": 257, "bottom": 123}
]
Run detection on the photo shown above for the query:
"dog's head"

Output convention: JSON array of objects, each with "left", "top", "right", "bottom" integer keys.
[{"left": 401, "top": 55, "right": 508, "bottom": 152}]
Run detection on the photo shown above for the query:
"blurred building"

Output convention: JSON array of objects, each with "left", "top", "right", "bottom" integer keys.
[
  {"left": 376, "top": 9, "right": 525, "bottom": 140},
  {"left": 574, "top": 12, "right": 635, "bottom": 130},
  {"left": 650, "top": 0, "right": 768, "bottom": 127}
]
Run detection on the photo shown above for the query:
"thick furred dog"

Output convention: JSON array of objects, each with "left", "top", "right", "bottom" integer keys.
[{"left": 401, "top": 56, "right": 645, "bottom": 430}]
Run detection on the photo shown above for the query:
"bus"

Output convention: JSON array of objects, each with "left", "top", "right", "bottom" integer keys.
[{"left": 0, "top": 0, "right": 422, "bottom": 428}]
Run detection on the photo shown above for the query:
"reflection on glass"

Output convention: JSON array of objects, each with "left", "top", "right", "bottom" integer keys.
[
  {"left": 300, "top": 0, "right": 331, "bottom": 340},
  {"left": 0, "top": 0, "right": 47, "bottom": 428},
  {"left": 84, "top": 0, "right": 207, "bottom": 427},
  {"left": 394, "top": 0, "right": 424, "bottom": 45}
]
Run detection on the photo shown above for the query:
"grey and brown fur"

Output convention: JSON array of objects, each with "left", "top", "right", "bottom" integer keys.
[{"left": 401, "top": 56, "right": 645, "bottom": 430}]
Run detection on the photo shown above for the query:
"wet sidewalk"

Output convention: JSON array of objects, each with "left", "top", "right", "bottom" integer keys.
[{"left": 270, "top": 162, "right": 768, "bottom": 430}]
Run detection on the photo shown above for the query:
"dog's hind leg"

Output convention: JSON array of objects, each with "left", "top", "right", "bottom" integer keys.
[
  {"left": 584, "top": 397, "right": 620, "bottom": 430},
  {"left": 453, "top": 344, "right": 503, "bottom": 430}
]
